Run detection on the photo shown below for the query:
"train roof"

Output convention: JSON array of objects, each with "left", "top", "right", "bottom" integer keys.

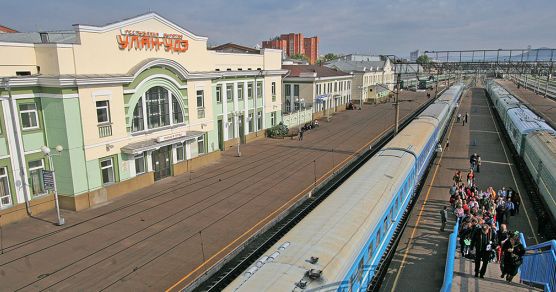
[
  {"left": 418, "top": 103, "right": 450, "bottom": 121},
  {"left": 435, "top": 85, "right": 464, "bottom": 103},
  {"left": 225, "top": 152, "right": 415, "bottom": 291},
  {"left": 381, "top": 119, "right": 438, "bottom": 157},
  {"left": 507, "top": 107, "right": 555, "bottom": 134}
]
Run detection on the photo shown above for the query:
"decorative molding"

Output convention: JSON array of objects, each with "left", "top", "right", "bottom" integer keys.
[
  {"left": 0, "top": 93, "right": 79, "bottom": 99},
  {"left": 124, "top": 74, "right": 187, "bottom": 94},
  {"left": 74, "top": 12, "right": 208, "bottom": 41}
]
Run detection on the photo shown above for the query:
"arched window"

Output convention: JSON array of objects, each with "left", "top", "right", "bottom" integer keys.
[{"left": 131, "top": 86, "right": 185, "bottom": 132}]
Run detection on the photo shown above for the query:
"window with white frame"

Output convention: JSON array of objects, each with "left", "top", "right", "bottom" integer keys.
[
  {"left": 28, "top": 159, "right": 45, "bottom": 197},
  {"left": 271, "top": 112, "right": 276, "bottom": 126},
  {"left": 134, "top": 153, "right": 146, "bottom": 175},
  {"left": 131, "top": 86, "right": 185, "bottom": 133},
  {"left": 176, "top": 143, "right": 185, "bottom": 161},
  {"left": 248, "top": 113, "right": 254, "bottom": 132},
  {"left": 196, "top": 90, "right": 204, "bottom": 108},
  {"left": 237, "top": 84, "right": 244, "bottom": 100},
  {"left": 294, "top": 85, "right": 300, "bottom": 111},
  {"left": 271, "top": 82, "right": 276, "bottom": 101},
  {"left": 100, "top": 157, "right": 115, "bottom": 185},
  {"left": 197, "top": 135, "right": 205, "bottom": 154},
  {"left": 19, "top": 103, "right": 39, "bottom": 130},
  {"left": 96, "top": 100, "right": 110, "bottom": 124},
  {"left": 256, "top": 81, "right": 263, "bottom": 98},
  {"left": 227, "top": 117, "right": 234, "bottom": 139},
  {"left": 0, "top": 167, "right": 12, "bottom": 208},
  {"left": 216, "top": 85, "right": 222, "bottom": 103},
  {"left": 257, "top": 111, "right": 262, "bottom": 130},
  {"left": 226, "top": 84, "right": 233, "bottom": 101},
  {"left": 247, "top": 82, "right": 253, "bottom": 99}
]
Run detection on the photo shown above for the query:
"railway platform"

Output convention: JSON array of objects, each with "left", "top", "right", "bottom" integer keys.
[
  {"left": 380, "top": 86, "right": 542, "bottom": 292},
  {"left": 497, "top": 79, "right": 556, "bottom": 128},
  {"left": 0, "top": 90, "right": 434, "bottom": 291}
]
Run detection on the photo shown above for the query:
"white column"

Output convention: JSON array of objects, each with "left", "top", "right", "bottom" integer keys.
[
  {"left": 2, "top": 99, "right": 28, "bottom": 204},
  {"left": 261, "top": 79, "right": 266, "bottom": 129},
  {"left": 243, "top": 80, "right": 248, "bottom": 135},
  {"left": 186, "top": 141, "right": 192, "bottom": 159},
  {"left": 222, "top": 83, "right": 228, "bottom": 141},
  {"left": 233, "top": 82, "right": 239, "bottom": 138}
]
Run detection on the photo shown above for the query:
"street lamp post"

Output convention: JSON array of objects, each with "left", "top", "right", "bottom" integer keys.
[{"left": 40, "top": 145, "right": 65, "bottom": 226}]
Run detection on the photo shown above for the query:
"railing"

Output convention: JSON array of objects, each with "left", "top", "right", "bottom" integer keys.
[
  {"left": 440, "top": 218, "right": 460, "bottom": 292},
  {"left": 519, "top": 233, "right": 556, "bottom": 291},
  {"left": 282, "top": 108, "right": 313, "bottom": 129},
  {"left": 98, "top": 124, "right": 112, "bottom": 138},
  {"left": 510, "top": 75, "right": 556, "bottom": 100},
  {"left": 197, "top": 107, "right": 205, "bottom": 119}
]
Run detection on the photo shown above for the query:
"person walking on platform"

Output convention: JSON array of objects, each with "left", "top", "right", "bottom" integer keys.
[
  {"left": 501, "top": 232, "right": 525, "bottom": 282},
  {"left": 472, "top": 224, "right": 493, "bottom": 278},
  {"left": 446, "top": 139, "right": 450, "bottom": 149},
  {"left": 298, "top": 129, "right": 304, "bottom": 141},
  {"left": 465, "top": 112, "right": 469, "bottom": 123},
  {"left": 457, "top": 113, "right": 461, "bottom": 123},
  {"left": 477, "top": 155, "right": 482, "bottom": 173},
  {"left": 440, "top": 206, "right": 448, "bottom": 231}
]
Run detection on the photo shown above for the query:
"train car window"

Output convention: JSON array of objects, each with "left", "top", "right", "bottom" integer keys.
[
  {"left": 376, "top": 232, "right": 381, "bottom": 250},
  {"left": 384, "top": 216, "right": 389, "bottom": 231},
  {"left": 367, "top": 241, "right": 374, "bottom": 263},
  {"left": 356, "top": 258, "right": 364, "bottom": 282}
]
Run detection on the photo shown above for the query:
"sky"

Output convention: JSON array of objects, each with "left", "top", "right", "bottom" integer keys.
[{"left": 1, "top": 0, "right": 555, "bottom": 57}]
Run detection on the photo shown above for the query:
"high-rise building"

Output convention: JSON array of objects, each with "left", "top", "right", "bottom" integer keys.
[{"left": 262, "top": 33, "right": 319, "bottom": 64}]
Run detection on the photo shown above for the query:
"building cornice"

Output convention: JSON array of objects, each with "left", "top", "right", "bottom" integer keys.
[{"left": 74, "top": 12, "right": 208, "bottom": 42}]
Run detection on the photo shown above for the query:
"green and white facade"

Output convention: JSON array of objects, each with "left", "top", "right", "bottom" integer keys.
[{"left": 0, "top": 13, "right": 285, "bottom": 218}]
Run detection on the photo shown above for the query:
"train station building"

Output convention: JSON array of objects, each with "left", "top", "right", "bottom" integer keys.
[
  {"left": 0, "top": 12, "right": 285, "bottom": 221},
  {"left": 281, "top": 65, "right": 353, "bottom": 119}
]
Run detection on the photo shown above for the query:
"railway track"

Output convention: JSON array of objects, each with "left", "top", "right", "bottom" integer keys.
[{"left": 191, "top": 88, "right": 450, "bottom": 292}]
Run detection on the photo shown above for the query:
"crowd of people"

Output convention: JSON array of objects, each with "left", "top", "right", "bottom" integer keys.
[{"left": 443, "top": 153, "right": 525, "bottom": 282}]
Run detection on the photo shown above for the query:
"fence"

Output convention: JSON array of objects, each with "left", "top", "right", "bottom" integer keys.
[
  {"left": 281, "top": 108, "right": 313, "bottom": 129},
  {"left": 519, "top": 234, "right": 556, "bottom": 292},
  {"left": 440, "top": 218, "right": 460, "bottom": 292}
]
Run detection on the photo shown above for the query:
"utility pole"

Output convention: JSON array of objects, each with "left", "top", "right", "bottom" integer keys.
[{"left": 394, "top": 72, "right": 401, "bottom": 135}]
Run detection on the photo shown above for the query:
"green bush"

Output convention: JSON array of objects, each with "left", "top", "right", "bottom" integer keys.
[{"left": 266, "top": 122, "right": 289, "bottom": 137}]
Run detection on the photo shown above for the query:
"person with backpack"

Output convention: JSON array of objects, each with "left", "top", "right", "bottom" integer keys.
[{"left": 501, "top": 232, "right": 525, "bottom": 282}]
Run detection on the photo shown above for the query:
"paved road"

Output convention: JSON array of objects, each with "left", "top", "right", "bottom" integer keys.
[
  {"left": 0, "top": 90, "right": 434, "bottom": 291},
  {"left": 380, "top": 87, "right": 540, "bottom": 292}
]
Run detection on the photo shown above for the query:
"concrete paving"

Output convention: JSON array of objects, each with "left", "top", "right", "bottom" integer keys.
[
  {"left": 380, "top": 87, "right": 541, "bottom": 292},
  {"left": 497, "top": 79, "right": 556, "bottom": 128},
  {"left": 0, "top": 90, "right": 435, "bottom": 291}
]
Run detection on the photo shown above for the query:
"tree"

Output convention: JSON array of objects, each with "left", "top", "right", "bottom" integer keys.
[
  {"left": 317, "top": 53, "right": 339, "bottom": 64},
  {"left": 290, "top": 53, "right": 309, "bottom": 62},
  {"left": 416, "top": 54, "right": 432, "bottom": 64}
]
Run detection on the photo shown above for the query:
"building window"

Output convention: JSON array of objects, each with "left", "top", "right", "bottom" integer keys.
[
  {"left": 100, "top": 157, "right": 115, "bottom": 185},
  {"left": 226, "top": 84, "right": 233, "bottom": 101},
  {"left": 257, "top": 111, "right": 262, "bottom": 130},
  {"left": 248, "top": 113, "right": 254, "bottom": 132},
  {"left": 294, "top": 85, "right": 300, "bottom": 111},
  {"left": 227, "top": 117, "right": 234, "bottom": 139},
  {"left": 0, "top": 167, "right": 11, "bottom": 208},
  {"left": 257, "top": 81, "right": 263, "bottom": 98},
  {"left": 28, "top": 159, "right": 45, "bottom": 197},
  {"left": 132, "top": 86, "right": 185, "bottom": 133},
  {"left": 216, "top": 85, "right": 222, "bottom": 103},
  {"left": 285, "top": 84, "right": 291, "bottom": 98},
  {"left": 176, "top": 143, "right": 185, "bottom": 161},
  {"left": 271, "top": 112, "right": 276, "bottom": 126},
  {"left": 132, "top": 97, "right": 144, "bottom": 132},
  {"left": 172, "top": 96, "right": 184, "bottom": 124},
  {"left": 134, "top": 153, "right": 146, "bottom": 175},
  {"left": 271, "top": 82, "right": 276, "bottom": 101},
  {"left": 285, "top": 100, "right": 291, "bottom": 113},
  {"left": 146, "top": 86, "right": 170, "bottom": 129},
  {"left": 196, "top": 90, "right": 204, "bottom": 108},
  {"left": 238, "top": 83, "right": 244, "bottom": 100},
  {"left": 197, "top": 135, "right": 205, "bottom": 154},
  {"left": 96, "top": 100, "right": 110, "bottom": 124},
  {"left": 247, "top": 82, "right": 253, "bottom": 99},
  {"left": 20, "top": 103, "right": 39, "bottom": 130}
]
